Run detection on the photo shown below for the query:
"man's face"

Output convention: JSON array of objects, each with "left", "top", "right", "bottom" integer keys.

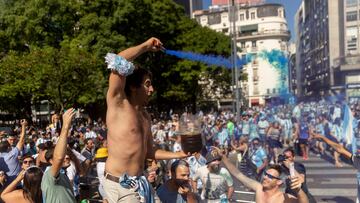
[
  {"left": 22, "top": 157, "right": 35, "bottom": 170},
  {"left": 135, "top": 76, "right": 154, "bottom": 105},
  {"left": 7, "top": 136, "right": 16, "bottom": 146},
  {"left": 87, "top": 140, "right": 94, "bottom": 149},
  {"left": 208, "top": 160, "right": 221, "bottom": 173},
  {"left": 174, "top": 165, "right": 190, "bottom": 186},
  {"left": 63, "top": 155, "right": 71, "bottom": 168},
  {"left": 284, "top": 151, "right": 295, "bottom": 162},
  {"left": 261, "top": 169, "right": 282, "bottom": 190}
]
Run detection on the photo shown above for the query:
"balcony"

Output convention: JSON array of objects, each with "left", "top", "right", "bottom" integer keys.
[
  {"left": 333, "top": 54, "right": 360, "bottom": 71},
  {"left": 237, "top": 29, "right": 291, "bottom": 41}
]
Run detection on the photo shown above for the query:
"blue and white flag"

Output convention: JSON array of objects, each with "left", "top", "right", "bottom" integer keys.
[{"left": 342, "top": 104, "right": 356, "bottom": 153}]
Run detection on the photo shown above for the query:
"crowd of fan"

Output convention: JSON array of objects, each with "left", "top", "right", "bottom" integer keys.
[{"left": 0, "top": 99, "right": 359, "bottom": 203}]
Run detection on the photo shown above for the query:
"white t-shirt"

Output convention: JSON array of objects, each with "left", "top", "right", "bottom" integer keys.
[
  {"left": 173, "top": 142, "right": 182, "bottom": 152},
  {"left": 85, "top": 131, "right": 97, "bottom": 139},
  {"left": 193, "top": 166, "right": 233, "bottom": 200},
  {"left": 155, "top": 130, "right": 166, "bottom": 144},
  {"left": 258, "top": 120, "right": 269, "bottom": 134}
]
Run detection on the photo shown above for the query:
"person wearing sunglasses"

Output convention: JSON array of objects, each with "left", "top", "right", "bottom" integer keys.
[
  {"left": 21, "top": 155, "right": 35, "bottom": 170},
  {"left": 213, "top": 147, "right": 309, "bottom": 203}
]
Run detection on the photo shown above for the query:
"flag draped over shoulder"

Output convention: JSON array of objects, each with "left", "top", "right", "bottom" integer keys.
[{"left": 342, "top": 104, "right": 356, "bottom": 153}]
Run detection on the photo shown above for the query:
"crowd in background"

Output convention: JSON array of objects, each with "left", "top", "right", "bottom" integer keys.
[{"left": 0, "top": 98, "right": 359, "bottom": 202}]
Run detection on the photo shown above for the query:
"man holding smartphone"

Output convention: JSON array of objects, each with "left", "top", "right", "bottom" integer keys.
[
  {"left": 280, "top": 148, "right": 316, "bottom": 203},
  {"left": 213, "top": 147, "right": 309, "bottom": 203}
]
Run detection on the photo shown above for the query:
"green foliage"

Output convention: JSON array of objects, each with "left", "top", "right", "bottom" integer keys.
[{"left": 0, "top": 0, "right": 233, "bottom": 117}]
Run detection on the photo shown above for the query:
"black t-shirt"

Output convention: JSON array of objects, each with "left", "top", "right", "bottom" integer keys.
[{"left": 282, "top": 162, "right": 310, "bottom": 196}]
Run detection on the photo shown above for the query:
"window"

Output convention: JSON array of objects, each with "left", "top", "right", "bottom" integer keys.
[
  {"left": 346, "top": 11, "right": 357, "bottom": 22},
  {"left": 346, "top": 0, "right": 358, "bottom": 7},
  {"left": 252, "top": 41, "right": 257, "bottom": 47},
  {"left": 254, "top": 85, "right": 259, "bottom": 95},
  {"left": 222, "top": 28, "right": 229, "bottom": 33},
  {"left": 208, "top": 13, "right": 221, "bottom": 25},
  {"left": 251, "top": 12, "right": 255, "bottom": 20},
  {"left": 273, "top": 88, "right": 276, "bottom": 94},
  {"left": 267, "top": 89, "right": 270, "bottom": 94},
  {"left": 346, "top": 27, "right": 358, "bottom": 52},
  {"left": 241, "top": 42, "right": 245, "bottom": 48},
  {"left": 240, "top": 14, "right": 245, "bottom": 21}
]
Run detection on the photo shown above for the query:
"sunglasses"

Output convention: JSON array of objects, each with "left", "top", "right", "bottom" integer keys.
[
  {"left": 264, "top": 172, "right": 281, "bottom": 180},
  {"left": 23, "top": 160, "right": 34, "bottom": 164}
]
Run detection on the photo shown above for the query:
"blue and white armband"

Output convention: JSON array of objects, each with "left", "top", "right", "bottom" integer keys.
[{"left": 105, "top": 53, "right": 135, "bottom": 76}]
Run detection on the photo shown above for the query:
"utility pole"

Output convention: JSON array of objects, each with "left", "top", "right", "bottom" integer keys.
[{"left": 229, "top": 0, "right": 241, "bottom": 122}]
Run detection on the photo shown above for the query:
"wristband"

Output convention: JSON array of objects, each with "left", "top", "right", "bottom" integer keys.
[{"left": 105, "top": 53, "right": 135, "bottom": 76}]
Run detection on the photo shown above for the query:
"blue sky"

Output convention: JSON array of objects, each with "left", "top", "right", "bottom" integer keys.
[{"left": 202, "top": 0, "right": 302, "bottom": 41}]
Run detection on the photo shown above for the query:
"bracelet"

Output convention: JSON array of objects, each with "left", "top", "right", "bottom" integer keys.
[{"left": 105, "top": 53, "right": 135, "bottom": 76}]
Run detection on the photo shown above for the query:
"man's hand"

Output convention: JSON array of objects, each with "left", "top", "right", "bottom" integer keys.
[
  {"left": 0, "top": 171, "right": 6, "bottom": 186},
  {"left": 142, "top": 37, "right": 164, "bottom": 52},
  {"left": 176, "top": 151, "right": 194, "bottom": 159},
  {"left": 147, "top": 171, "right": 157, "bottom": 183},
  {"left": 62, "top": 108, "right": 76, "bottom": 130},
  {"left": 20, "top": 119, "right": 28, "bottom": 127},
  {"left": 283, "top": 159, "right": 291, "bottom": 169},
  {"left": 211, "top": 146, "right": 225, "bottom": 157},
  {"left": 290, "top": 175, "right": 302, "bottom": 193},
  {"left": 178, "top": 185, "right": 190, "bottom": 195}
]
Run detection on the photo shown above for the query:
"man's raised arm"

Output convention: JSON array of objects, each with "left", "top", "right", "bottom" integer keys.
[
  {"left": 16, "top": 119, "right": 27, "bottom": 151},
  {"left": 106, "top": 38, "right": 163, "bottom": 105},
  {"left": 222, "top": 155, "right": 262, "bottom": 192},
  {"left": 311, "top": 132, "right": 352, "bottom": 159},
  {"left": 51, "top": 108, "right": 76, "bottom": 177},
  {"left": 212, "top": 147, "right": 261, "bottom": 191}
]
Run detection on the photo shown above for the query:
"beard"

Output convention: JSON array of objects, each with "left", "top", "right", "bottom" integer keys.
[{"left": 210, "top": 164, "right": 220, "bottom": 173}]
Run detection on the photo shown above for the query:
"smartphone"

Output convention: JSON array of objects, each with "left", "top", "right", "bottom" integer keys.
[{"left": 289, "top": 162, "right": 295, "bottom": 178}]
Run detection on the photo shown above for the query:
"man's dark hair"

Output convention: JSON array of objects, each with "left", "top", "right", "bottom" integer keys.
[
  {"left": 283, "top": 147, "right": 295, "bottom": 157},
  {"left": 22, "top": 154, "right": 35, "bottom": 162},
  {"left": 268, "top": 164, "right": 282, "bottom": 176},
  {"left": 84, "top": 138, "right": 93, "bottom": 145},
  {"left": 45, "top": 148, "right": 54, "bottom": 162},
  {"left": 0, "top": 141, "right": 10, "bottom": 153},
  {"left": 252, "top": 138, "right": 260, "bottom": 143},
  {"left": 124, "top": 67, "right": 152, "bottom": 97},
  {"left": 170, "top": 159, "right": 189, "bottom": 177}
]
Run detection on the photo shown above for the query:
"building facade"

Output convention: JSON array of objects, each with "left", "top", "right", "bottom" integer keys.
[
  {"left": 174, "top": 0, "right": 203, "bottom": 17},
  {"left": 295, "top": 0, "right": 360, "bottom": 101},
  {"left": 194, "top": 3, "right": 291, "bottom": 106},
  {"left": 212, "top": 0, "right": 264, "bottom": 6}
]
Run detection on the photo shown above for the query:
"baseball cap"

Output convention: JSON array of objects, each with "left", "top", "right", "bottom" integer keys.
[{"left": 205, "top": 150, "right": 222, "bottom": 164}]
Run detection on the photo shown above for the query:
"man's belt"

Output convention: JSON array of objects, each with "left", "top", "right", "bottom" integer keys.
[{"left": 104, "top": 171, "right": 120, "bottom": 183}]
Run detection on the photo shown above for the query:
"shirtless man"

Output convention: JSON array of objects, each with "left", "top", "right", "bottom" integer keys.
[
  {"left": 104, "top": 37, "right": 189, "bottom": 203},
  {"left": 213, "top": 148, "right": 309, "bottom": 203}
]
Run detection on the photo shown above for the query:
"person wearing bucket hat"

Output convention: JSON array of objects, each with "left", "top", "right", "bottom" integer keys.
[{"left": 192, "top": 150, "right": 234, "bottom": 202}]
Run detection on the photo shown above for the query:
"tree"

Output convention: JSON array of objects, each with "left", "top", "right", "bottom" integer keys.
[
  {"left": 0, "top": 0, "right": 233, "bottom": 118},
  {"left": 0, "top": 45, "right": 106, "bottom": 116}
]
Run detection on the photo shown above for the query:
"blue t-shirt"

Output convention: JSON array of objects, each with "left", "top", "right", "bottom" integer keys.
[
  {"left": 157, "top": 183, "right": 187, "bottom": 203},
  {"left": 299, "top": 122, "right": 309, "bottom": 139},
  {"left": 251, "top": 147, "right": 267, "bottom": 168},
  {"left": 0, "top": 147, "right": 21, "bottom": 183}
]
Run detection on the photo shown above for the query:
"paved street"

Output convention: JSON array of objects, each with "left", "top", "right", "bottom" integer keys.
[{"left": 230, "top": 152, "right": 358, "bottom": 203}]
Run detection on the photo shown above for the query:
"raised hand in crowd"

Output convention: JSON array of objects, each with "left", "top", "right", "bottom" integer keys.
[{"left": 16, "top": 119, "right": 28, "bottom": 151}]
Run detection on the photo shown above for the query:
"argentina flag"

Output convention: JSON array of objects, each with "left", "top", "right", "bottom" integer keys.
[{"left": 342, "top": 104, "right": 356, "bottom": 153}]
